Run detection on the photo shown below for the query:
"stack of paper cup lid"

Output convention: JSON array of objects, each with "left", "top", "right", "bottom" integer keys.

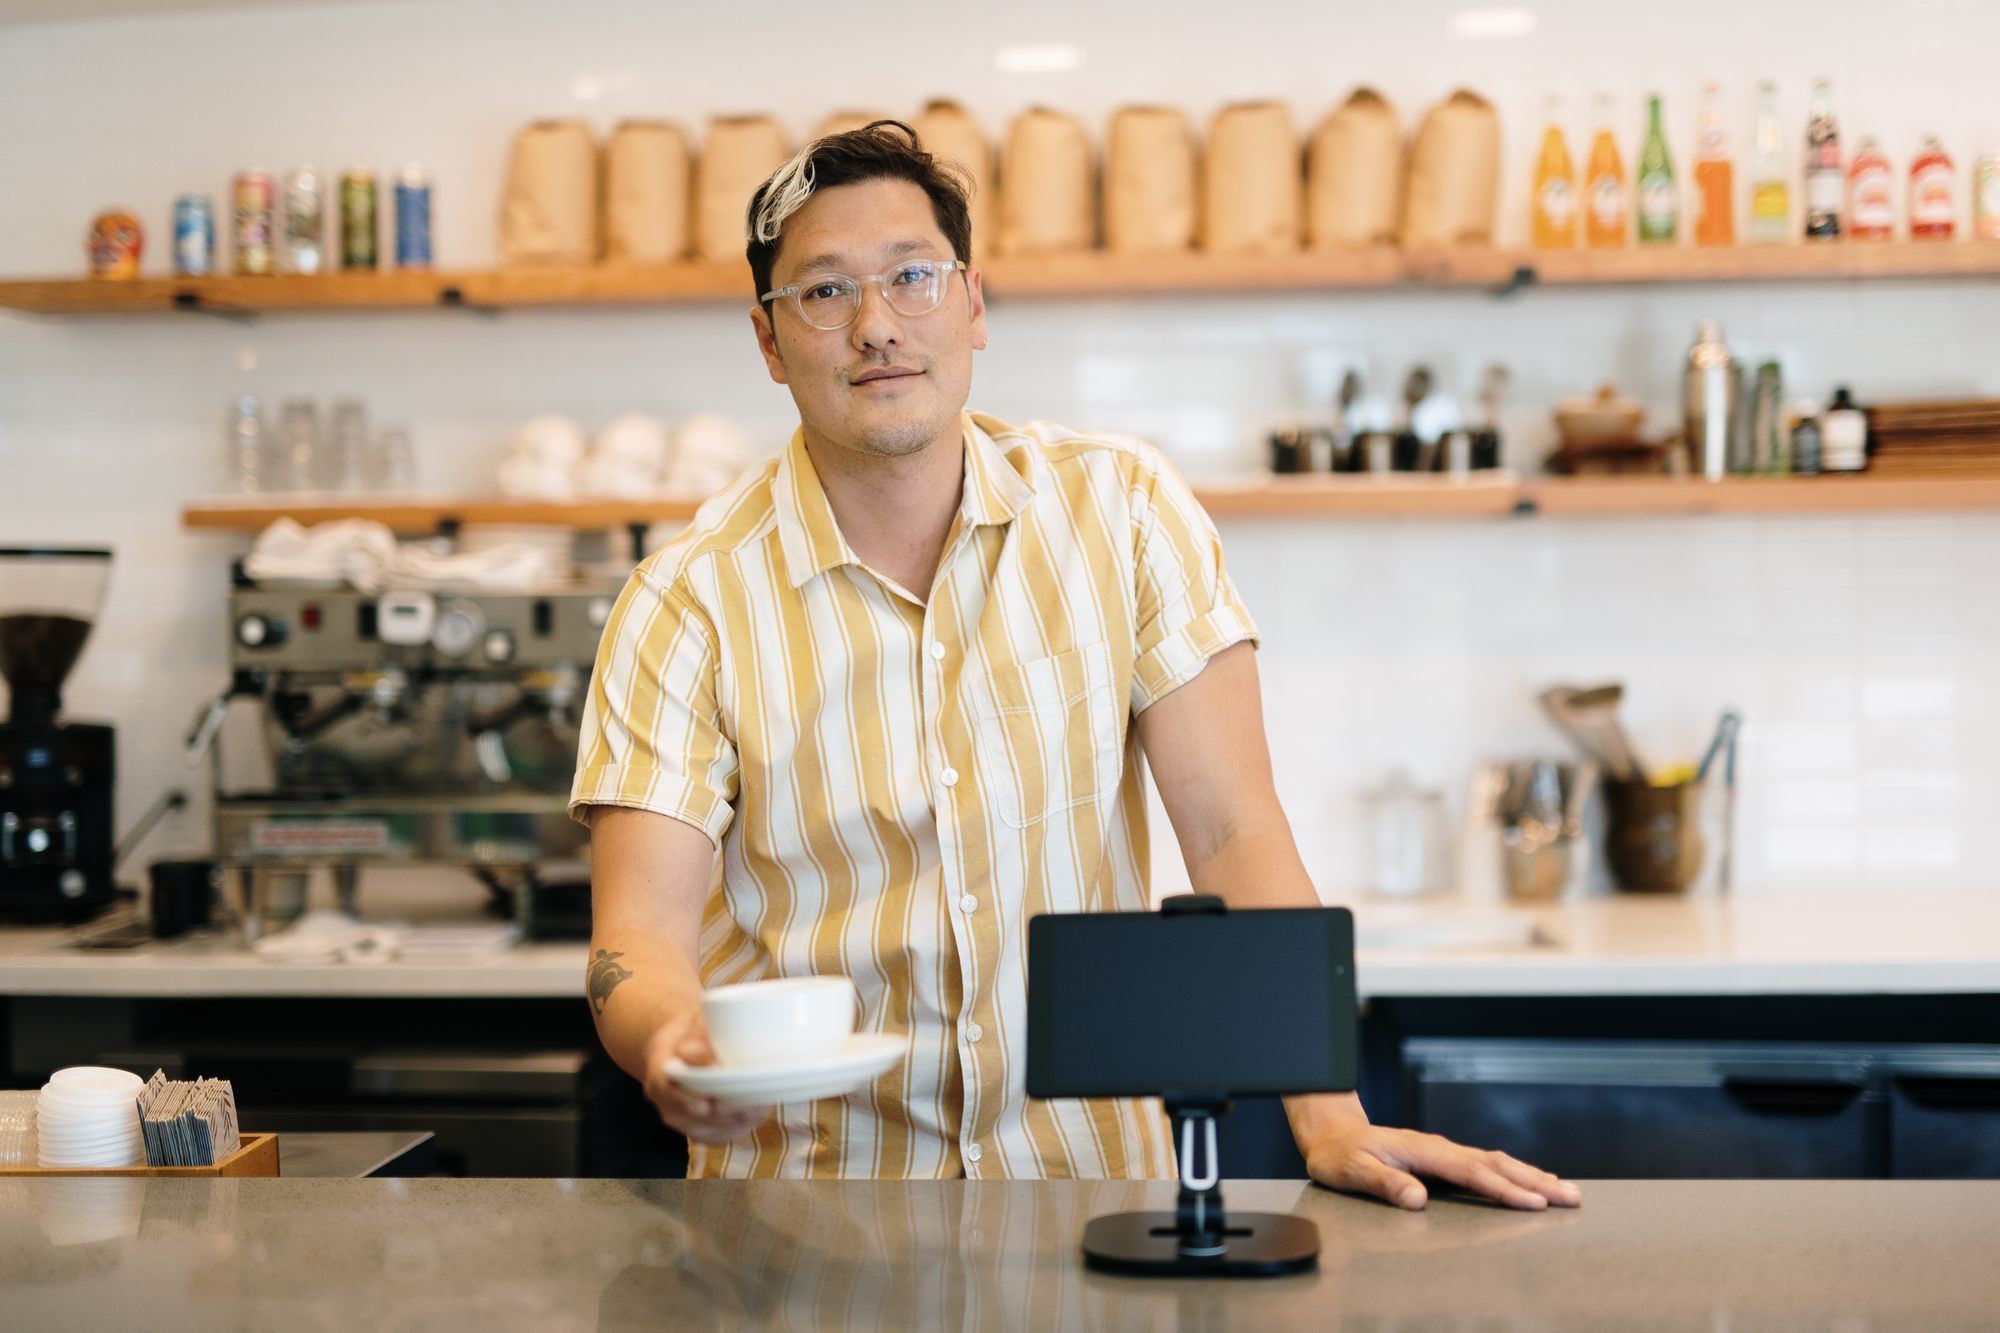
[{"left": 36, "top": 1066, "right": 145, "bottom": 1168}]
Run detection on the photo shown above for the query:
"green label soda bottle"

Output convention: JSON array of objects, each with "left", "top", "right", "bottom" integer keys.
[{"left": 1637, "top": 94, "right": 1679, "bottom": 244}]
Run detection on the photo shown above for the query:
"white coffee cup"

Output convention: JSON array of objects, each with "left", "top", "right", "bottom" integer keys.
[{"left": 700, "top": 976, "right": 857, "bottom": 1066}]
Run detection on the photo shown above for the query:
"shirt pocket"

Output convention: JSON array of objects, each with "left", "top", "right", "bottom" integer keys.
[{"left": 975, "top": 641, "right": 1123, "bottom": 829}]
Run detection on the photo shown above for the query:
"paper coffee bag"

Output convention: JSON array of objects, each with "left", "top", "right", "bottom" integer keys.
[
  {"left": 999, "top": 107, "right": 1095, "bottom": 255},
  {"left": 1201, "top": 101, "right": 1302, "bottom": 254},
  {"left": 603, "top": 120, "right": 691, "bottom": 263},
  {"left": 500, "top": 119, "right": 600, "bottom": 265},
  {"left": 1402, "top": 89, "right": 1500, "bottom": 247},
  {"left": 695, "top": 114, "right": 789, "bottom": 263},
  {"left": 912, "top": 99, "right": 993, "bottom": 256},
  {"left": 1104, "top": 106, "right": 1198, "bottom": 253},
  {"left": 1306, "top": 88, "right": 1403, "bottom": 248}
]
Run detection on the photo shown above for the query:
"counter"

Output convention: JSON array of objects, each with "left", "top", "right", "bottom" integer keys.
[
  {"left": 4, "top": 893, "right": 2000, "bottom": 999},
  {"left": 3, "top": 1177, "right": 1997, "bottom": 1328}
]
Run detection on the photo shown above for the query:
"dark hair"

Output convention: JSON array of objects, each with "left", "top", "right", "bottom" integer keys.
[{"left": 745, "top": 119, "right": 973, "bottom": 315}]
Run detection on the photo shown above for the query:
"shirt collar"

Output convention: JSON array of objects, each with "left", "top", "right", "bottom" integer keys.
[{"left": 774, "top": 414, "right": 1037, "bottom": 590}]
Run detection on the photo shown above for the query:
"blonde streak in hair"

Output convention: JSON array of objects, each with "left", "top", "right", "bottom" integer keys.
[{"left": 752, "top": 146, "right": 819, "bottom": 244}]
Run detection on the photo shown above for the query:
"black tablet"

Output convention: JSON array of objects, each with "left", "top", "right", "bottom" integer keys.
[{"left": 1025, "top": 905, "right": 1358, "bottom": 1100}]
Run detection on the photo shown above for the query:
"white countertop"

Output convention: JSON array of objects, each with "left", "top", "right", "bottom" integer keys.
[{"left": 1, "top": 893, "right": 1997, "bottom": 1000}]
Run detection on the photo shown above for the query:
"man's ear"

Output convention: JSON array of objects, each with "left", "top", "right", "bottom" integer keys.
[
  {"left": 966, "top": 267, "right": 988, "bottom": 352},
  {"left": 750, "top": 305, "right": 789, "bottom": 385}
]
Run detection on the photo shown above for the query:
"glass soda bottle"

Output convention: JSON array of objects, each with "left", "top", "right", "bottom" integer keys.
[
  {"left": 1637, "top": 94, "right": 1678, "bottom": 244},
  {"left": 1804, "top": 78, "right": 1842, "bottom": 239},
  {"left": 1847, "top": 137, "right": 1895, "bottom": 240},
  {"left": 1585, "top": 94, "right": 1629, "bottom": 248},
  {"left": 1532, "top": 95, "right": 1579, "bottom": 248},
  {"left": 1747, "top": 81, "right": 1790, "bottom": 244},
  {"left": 1693, "top": 83, "right": 1736, "bottom": 246},
  {"left": 1908, "top": 135, "right": 1956, "bottom": 240}
]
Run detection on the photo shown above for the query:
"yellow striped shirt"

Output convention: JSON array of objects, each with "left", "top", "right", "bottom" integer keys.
[{"left": 571, "top": 411, "right": 1258, "bottom": 1179}]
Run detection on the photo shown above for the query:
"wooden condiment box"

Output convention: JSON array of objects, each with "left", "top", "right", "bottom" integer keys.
[{"left": 0, "top": 1131, "right": 279, "bottom": 1177}]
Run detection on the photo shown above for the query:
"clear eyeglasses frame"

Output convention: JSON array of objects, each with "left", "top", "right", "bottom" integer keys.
[{"left": 761, "top": 259, "right": 966, "bottom": 330}]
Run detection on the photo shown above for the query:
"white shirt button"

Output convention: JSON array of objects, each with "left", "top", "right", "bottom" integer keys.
[
  {"left": 959, "top": 894, "right": 979, "bottom": 914},
  {"left": 929, "top": 642, "right": 946, "bottom": 661},
  {"left": 939, "top": 767, "right": 959, "bottom": 788},
  {"left": 966, "top": 1142, "right": 983, "bottom": 1164},
  {"left": 966, "top": 1022, "right": 984, "bottom": 1043}
]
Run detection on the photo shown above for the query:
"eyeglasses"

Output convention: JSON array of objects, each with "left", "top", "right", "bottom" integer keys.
[{"left": 761, "top": 259, "right": 965, "bottom": 331}]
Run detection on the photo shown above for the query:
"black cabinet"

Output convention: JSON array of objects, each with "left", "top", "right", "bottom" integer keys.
[
  {"left": 1885, "top": 1049, "right": 2000, "bottom": 1179},
  {"left": 1405, "top": 1039, "right": 2000, "bottom": 1180},
  {"left": 1404, "top": 1040, "right": 1882, "bottom": 1178}
]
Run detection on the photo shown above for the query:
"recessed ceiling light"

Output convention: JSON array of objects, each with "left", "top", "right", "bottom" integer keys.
[
  {"left": 1451, "top": 6, "right": 1536, "bottom": 38},
  {"left": 995, "top": 44, "right": 1082, "bottom": 74}
]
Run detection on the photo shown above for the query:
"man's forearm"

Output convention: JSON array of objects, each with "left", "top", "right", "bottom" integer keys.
[
  {"left": 588, "top": 934, "right": 706, "bottom": 1086},
  {"left": 1183, "top": 814, "right": 1372, "bottom": 1138}
]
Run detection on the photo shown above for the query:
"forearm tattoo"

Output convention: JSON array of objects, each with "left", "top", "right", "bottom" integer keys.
[{"left": 587, "top": 948, "right": 634, "bottom": 1015}]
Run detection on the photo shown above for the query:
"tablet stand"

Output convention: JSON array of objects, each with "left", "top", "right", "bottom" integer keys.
[{"left": 1076, "top": 895, "right": 1319, "bottom": 1277}]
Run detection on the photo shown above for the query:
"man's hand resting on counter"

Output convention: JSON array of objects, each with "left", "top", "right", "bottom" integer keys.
[{"left": 1292, "top": 1094, "right": 1583, "bottom": 1211}]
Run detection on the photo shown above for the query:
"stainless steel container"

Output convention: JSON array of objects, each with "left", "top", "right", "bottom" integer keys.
[{"left": 1684, "top": 318, "right": 1736, "bottom": 482}]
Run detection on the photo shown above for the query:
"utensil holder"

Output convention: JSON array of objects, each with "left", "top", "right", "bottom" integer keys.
[{"left": 1603, "top": 780, "right": 1705, "bottom": 893}]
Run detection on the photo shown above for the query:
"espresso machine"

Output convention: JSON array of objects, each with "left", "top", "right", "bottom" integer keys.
[
  {"left": 0, "top": 547, "right": 118, "bottom": 922},
  {"left": 187, "top": 571, "right": 616, "bottom": 936}
]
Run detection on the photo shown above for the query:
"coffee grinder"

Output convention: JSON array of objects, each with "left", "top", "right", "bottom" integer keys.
[{"left": 0, "top": 547, "right": 117, "bottom": 922}]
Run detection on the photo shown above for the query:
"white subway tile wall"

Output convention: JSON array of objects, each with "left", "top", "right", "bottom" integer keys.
[{"left": 2, "top": 0, "right": 1996, "bottom": 894}]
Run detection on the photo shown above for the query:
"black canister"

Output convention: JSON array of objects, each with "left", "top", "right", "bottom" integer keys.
[{"left": 149, "top": 859, "right": 218, "bottom": 938}]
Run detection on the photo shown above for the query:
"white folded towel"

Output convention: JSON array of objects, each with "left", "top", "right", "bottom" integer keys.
[
  {"left": 246, "top": 518, "right": 566, "bottom": 593},
  {"left": 252, "top": 910, "right": 404, "bottom": 965}
]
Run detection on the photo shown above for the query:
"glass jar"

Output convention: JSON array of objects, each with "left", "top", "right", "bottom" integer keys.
[{"left": 1360, "top": 770, "right": 1451, "bottom": 899}]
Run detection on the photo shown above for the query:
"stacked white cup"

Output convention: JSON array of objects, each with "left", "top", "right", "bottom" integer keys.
[{"left": 36, "top": 1067, "right": 145, "bottom": 1168}]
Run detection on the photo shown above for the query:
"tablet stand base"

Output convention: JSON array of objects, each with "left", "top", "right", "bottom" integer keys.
[
  {"left": 1079, "top": 1097, "right": 1319, "bottom": 1278},
  {"left": 1079, "top": 1208, "right": 1321, "bottom": 1277}
]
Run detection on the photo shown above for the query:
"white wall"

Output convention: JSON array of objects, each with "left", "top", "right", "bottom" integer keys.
[{"left": 3, "top": 0, "right": 1998, "bottom": 898}]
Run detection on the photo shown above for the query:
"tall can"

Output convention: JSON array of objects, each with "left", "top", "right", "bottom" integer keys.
[
  {"left": 173, "top": 194, "right": 215, "bottom": 276},
  {"left": 394, "top": 164, "right": 432, "bottom": 268},
  {"left": 280, "top": 167, "right": 326, "bottom": 274},
  {"left": 232, "top": 169, "right": 275, "bottom": 275},
  {"left": 340, "top": 170, "right": 379, "bottom": 269}
]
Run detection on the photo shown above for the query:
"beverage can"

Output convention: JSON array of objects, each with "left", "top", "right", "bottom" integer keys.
[
  {"left": 340, "top": 171, "right": 378, "bottom": 269},
  {"left": 281, "top": 168, "right": 325, "bottom": 274},
  {"left": 86, "top": 210, "right": 144, "bottom": 279},
  {"left": 173, "top": 195, "right": 214, "bottom": 276},
  {"left": 233, "top": 170, "right": 275, "bottom": 275},
  {"left": 394, "top": 164, "right": 432, "bottom": 268}
]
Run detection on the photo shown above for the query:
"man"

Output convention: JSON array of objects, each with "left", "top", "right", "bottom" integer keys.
[{"left": 572, "top": 121, "right": 1579, "bottom": 1212}]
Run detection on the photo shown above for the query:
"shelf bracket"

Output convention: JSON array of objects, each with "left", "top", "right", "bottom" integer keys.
[
  {"left": 172, "top": 290, "right": 256, "bottom": 324},
  {"left": 1490, "top": 265, "right": 1539, "bottom": 300},
  {"left": 438, "top": 285, "right": 501, "bottom": 318}
]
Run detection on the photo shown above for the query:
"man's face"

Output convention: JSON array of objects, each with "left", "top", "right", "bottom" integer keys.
[{"left": 752, "top": 177, "right": 987, "bottom": 460}]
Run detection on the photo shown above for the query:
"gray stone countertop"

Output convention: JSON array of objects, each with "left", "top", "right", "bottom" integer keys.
[{"left": 3, "top": 1177, "right": 1998, "bottom": 1329}]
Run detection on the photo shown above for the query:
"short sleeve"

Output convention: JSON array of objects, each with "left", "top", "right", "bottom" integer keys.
[
  {"left": 569, "top": 561, "right": 739, "bottom": 845},
  {"left": 1128, "top": 448, "right": 1260, "bottom": 714}
]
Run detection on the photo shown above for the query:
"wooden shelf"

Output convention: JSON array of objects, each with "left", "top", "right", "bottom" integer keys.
[
  {"left": 180, "top": 494, "right": 705, "bottom": 534},
  {"left": 178, "top": 473, "right": 2000, "bottom": 534},
  {"left": 1519, "top": 473, "right": 2000, "bottom": 516},
  {"left": 1193, "top": 472, "right": 1524, "bottom": 518},
  {"left": 14, "top": 241, "right": 2000, "bottom": 315}
]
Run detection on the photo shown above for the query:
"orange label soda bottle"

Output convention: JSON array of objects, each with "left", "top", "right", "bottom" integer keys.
[{"left": 1532, "top": 95, "right": 1579, "bottom": 248}]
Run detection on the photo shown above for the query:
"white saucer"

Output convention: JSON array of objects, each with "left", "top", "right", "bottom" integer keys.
[{"left": 665, "top": 1034, "right": 906, "bottom": 1105}]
